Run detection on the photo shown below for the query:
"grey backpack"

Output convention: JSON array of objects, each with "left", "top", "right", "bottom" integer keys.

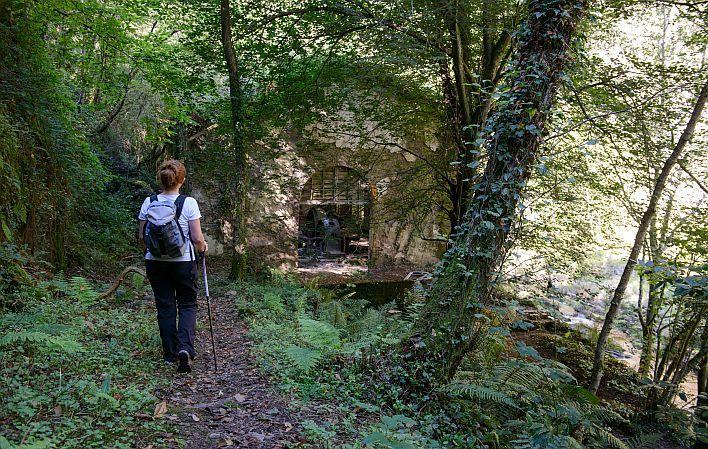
[{"left": 143, "top": 194, "right": 191, "bottom": 259}]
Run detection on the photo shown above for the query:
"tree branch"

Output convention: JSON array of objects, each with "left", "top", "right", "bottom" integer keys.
[{"left": 678, "top": 160, "right": 708, "bottom": 194}]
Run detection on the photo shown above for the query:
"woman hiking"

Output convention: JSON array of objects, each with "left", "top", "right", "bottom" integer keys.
[{"left": 138, "top": 159, "right": 208, "bottom": 373}]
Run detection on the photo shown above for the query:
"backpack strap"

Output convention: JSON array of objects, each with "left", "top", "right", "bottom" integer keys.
[
  {"left": 144, "top": 194, "right": 193, "bottom": 260},
  {"left": 174, "top": 195, "right": 195, "bottom": 262},
  {"left": 174, "top": 194, "right": 187, "bottom": 221}
]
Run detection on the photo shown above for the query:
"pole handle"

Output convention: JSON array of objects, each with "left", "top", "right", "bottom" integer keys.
[{"left": 201, "top": 254, "right": 210, "bottom": 297}]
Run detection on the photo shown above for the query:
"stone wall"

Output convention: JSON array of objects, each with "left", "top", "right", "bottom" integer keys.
[{"left": 189, "top": 108, "right": 445, "bottom": 272}]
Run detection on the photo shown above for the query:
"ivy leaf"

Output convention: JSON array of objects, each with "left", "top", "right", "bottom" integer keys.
[
  {"left": 516, "top": 341, "right": 542, "bottom": 361},
  {"left": 101, "top": 375, "right": 111, "bottom": 393},
  {"left": 512, "top": 320, "right": 535, "bottom": 330},
  {"left": 489, "top": 326, "right": 511, "bottom": 337}
]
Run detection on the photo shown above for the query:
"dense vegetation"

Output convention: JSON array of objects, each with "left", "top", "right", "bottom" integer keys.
[{"left": 1, "top": 0, "right": 706, "bottom": 447}]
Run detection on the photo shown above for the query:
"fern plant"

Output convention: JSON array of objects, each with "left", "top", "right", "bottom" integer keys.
[
  {"left": 0, "top": 331, "right": 82, "bottom": 354},
  {"left": 282, "top": 318, "right": 341, "bottom": 373},
  {"left": 40, "top": 274, "right": 98, "bottom": 305},
  {"left": 446, "top": 355, "right": 633, "bottom": 449},
  {"left": 284, "top": 344, "right": 323, "bottom": 372},
  {"left": 67, "top": 276, "right": 98, "bottom": 304},
  {"left": 298, "top": 318, "right": 341, "bottom": 350}
]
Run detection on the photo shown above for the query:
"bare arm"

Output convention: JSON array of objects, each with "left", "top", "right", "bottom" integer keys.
[
  {"left": 138, "top": 220, "right": 146, "bottom": 250},
  {"left": 189, "top": 219, "right": 208, "bottom": 253}
]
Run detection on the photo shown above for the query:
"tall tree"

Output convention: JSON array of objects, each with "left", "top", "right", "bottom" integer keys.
[
  {"left": 400, "top": 0, "right": 587, "bottom": 387},
  {"left": 243, "top": 0, "right": 519, "bottom": 237},
  {"left": 436, "top": 0, "right": 514, "bottom": 231},
  {"left": 589, "top": 79, "right": 708, "bottom": 393},
  {"left": 220, "top": 0, "right": 249, "bottom": 279}
]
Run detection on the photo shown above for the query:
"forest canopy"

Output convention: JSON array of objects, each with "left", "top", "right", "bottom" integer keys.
[{"left": 0, "top": 0, "right": 707, "bottom": 448}]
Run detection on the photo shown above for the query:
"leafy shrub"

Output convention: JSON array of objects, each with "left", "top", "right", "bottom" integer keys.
[
  {"left": 0, "top": 276, "right": 171, "bottom": 448},
  {"left": 0, "top": 244, "right": 44, "bottom": 311}
]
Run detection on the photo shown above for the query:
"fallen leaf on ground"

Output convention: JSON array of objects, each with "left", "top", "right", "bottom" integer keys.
[
  {"left": 190, "top": 413, "right": 200, "bottom": 422},
  {"left": 248, "top": 432, "right": 267, "bottom": 442},
  {"left": 233, "top": 393, "right": 246, "bottom": 403},
  {"left": 153, "top": 401, "right": 167, "bottom": 418},
  {"left": 218, "top": 438, "right": 234, "bottom": 447}
]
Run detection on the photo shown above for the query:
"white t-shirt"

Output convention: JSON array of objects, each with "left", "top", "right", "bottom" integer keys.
[{"left": 139, "top": 194, "right": 202, "bottom": 262}]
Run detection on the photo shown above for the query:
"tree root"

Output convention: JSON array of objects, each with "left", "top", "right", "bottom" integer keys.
[{"left": 99, "top": 266, "right": 147, "bottom": 300}]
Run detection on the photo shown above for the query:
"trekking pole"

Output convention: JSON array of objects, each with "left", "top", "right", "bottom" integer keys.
[{"left": 201, "top": 253, "right": 218, "bottom": 373}]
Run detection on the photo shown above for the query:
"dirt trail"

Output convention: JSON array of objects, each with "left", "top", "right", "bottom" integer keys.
[{"left": 155, "top": 295, "right": 305, "bottom": 449}]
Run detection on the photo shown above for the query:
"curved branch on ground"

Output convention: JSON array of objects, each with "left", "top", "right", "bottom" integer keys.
[{"left": 98, "top": 266, "right": 147, "bottom": 301}]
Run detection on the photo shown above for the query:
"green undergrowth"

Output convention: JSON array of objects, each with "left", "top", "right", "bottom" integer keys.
[
  {"left": 0, "top": 251, "right": 174, "bottom": 449},
  {"left": 223, "top": 272, "right": 692, "bottom": 449}
]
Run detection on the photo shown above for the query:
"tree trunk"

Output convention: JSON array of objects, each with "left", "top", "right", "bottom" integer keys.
[
  {"left": 400, "top": 0, "right": 586, "bottom": 388},
  {"left": 696, "top": 362, "right": 708, "bottom": 449},
  {"left": 589, "top": 80, "right": 708, "bottom": 393},
  {"left": 699, "top": 356, "right": 708, "bottom": 408},
  {"left": 638, "top": 282, "right": 660, "bottom": 377},
  {"left": 220, "top": 0, "right": 248, "bottom": 279},
  {"left": 639, "top": 324, "right": 655, "bottom": 377},
  {"left": 438, "top": 0, "right": 512, "bottom": 236}
]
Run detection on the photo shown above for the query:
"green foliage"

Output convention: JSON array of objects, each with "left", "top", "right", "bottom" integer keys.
[
  {"left": 228, "top": 277, "right": 666, "bottom": 449},
  {"left": 446, "top": 383, "right": 519, "bottom": 409},
  {"left": 442, "top": 351, "right": 630, "bottom": 449},
  {"left": 0, "top": 244, "right": 42, "bottom": 311},
  {"left": 0, "top": 274, "right": 171, "bottom": 448},
  {"left": 0, "top": 331, "right": 82, "bottom": 354},
  {"left": 0, "top": 107, "right": 24, "bottom": 241},
  {"left": 284, "top": 345, "right": 324, "bottom": 372},
  {"left": 40, "top": 275, "right": 99, "bottom": 306},
  {"left": 361, "top": 414, "right": 440, "bottom": 449},
  {"left": 298, "top": 318, "right": 341, "bottom": 350},
  {"left": 0, "top": 0, "right": 136, "bottom": 271}
]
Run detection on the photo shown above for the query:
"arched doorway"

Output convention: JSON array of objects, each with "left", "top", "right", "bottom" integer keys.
[{"left": 297, "top": 166, "right": 371, "bottom": 266}]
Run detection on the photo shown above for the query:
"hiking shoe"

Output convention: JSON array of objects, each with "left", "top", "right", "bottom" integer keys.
[{"left": 177, "top": 350, "right": 192, "bottom": 373}]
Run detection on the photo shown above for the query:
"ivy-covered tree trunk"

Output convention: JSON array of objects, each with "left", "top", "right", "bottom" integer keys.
[
  {"left": 401, "top": 0, "right": 586, "bottom": 387},
  {"left": 220, "top": 0, "right": 248, "bottom": 280},
  {"left": 589, "top": 80, "right": 708, "bottom": 393}
]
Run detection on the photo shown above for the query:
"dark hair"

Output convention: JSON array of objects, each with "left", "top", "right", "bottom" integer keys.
[{"left": 157, "top": 159, "right": 186, "bottom": 189}]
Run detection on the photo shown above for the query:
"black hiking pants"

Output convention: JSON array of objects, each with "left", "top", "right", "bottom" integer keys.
[{"left": 145, "top": 260, "right": 198, "bottom": 362}]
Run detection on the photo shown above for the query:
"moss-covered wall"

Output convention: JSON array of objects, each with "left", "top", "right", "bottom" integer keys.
[{"left": 189, "top": 114, "right": 444, "bottom": 272}]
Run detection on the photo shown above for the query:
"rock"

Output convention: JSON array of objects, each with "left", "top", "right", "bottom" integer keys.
[{"left": 209, "top": 433, "right": 221, "bottom": 440}]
